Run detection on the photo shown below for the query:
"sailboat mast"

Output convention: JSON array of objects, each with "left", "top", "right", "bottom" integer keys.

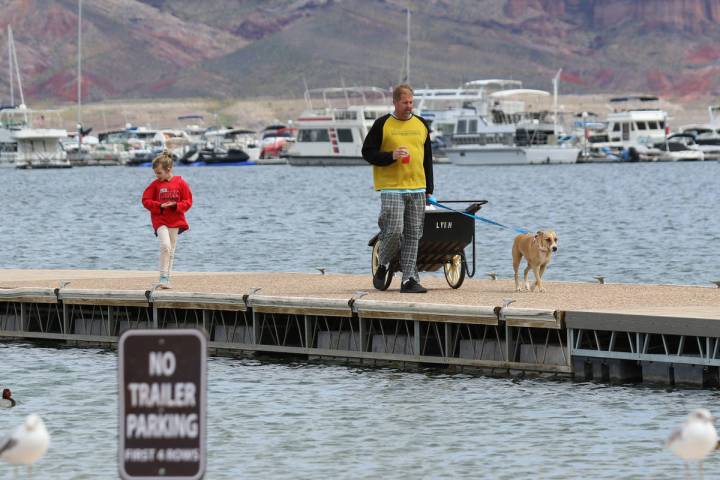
[
  {"left": 552, "top": 68, "right": 562, "bottom": 137},
  {"left": 77, "top": 0, "right": 83, "bottom": 152},
  {"left": 77, "top": 0, "right": 83, "bottom": 128},
  {"left": 7, "top": 26, "right": 13, "bottom": 105},
  {"left": 9, "top": 27, "right": 25, "bottom": 109}
]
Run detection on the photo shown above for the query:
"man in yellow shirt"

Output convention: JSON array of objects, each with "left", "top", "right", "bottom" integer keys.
[{"left": 362, "top": 84, "right": 434, "bottom": 293}]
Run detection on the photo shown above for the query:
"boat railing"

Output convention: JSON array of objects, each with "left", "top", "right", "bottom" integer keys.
[{"left": 303, "top": 87, "right": 390, "bottom": 109}]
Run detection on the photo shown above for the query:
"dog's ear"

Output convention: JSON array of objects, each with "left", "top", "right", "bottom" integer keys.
[{"left": 536, "top": 230, "right": 543, "bottom": 237}]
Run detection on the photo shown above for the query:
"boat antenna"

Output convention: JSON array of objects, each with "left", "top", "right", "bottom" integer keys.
[
  {"left": 340, "top": 77, "right": 350, "bottom": 107},
  {"left": 552, "top": 68, "right": 562, "bottom": 137},
  {"left": 404, "top": 7, "right": 411, "bottom": 84},
  {"left": 302, "top": 75, "right": 312, "bottom": 109}
]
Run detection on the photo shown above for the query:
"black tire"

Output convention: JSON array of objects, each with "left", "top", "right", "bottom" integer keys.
[
  {"left": 371, "top": 241, "right": 393, "bottom": 290},
  {"left": 444, "top": 254, "right": 466, "bottom": 289}
]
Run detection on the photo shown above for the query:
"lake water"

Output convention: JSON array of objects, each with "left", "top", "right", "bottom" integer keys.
[
  {"left": 0, "top": 162, "right": 717, "bottom": 284},
  {"left": 1, "top": 162, "right": 719, "bottom": 478}
]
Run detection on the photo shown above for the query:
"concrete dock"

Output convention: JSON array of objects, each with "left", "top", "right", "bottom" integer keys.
[{"left": 1, "top": 269, "right": 719, "bottom": 387}]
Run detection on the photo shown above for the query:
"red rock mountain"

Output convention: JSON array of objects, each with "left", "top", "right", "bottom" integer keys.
[{"left": 0, "top": 0, "right": 719, "bottom": 102}]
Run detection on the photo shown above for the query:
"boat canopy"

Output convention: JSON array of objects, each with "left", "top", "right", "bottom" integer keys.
[
  {"left": 489, "top": 89, "right": 550, "bottom": 98},
  {"left": 303, "top": 87, "right": 389, "bottom": 108},
  {"left": 463, "top": 79, "right": 522, "bottom": 89}
]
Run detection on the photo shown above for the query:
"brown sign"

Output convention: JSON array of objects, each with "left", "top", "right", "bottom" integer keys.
[{"left": 119, "top": 329, "right": 207, "bottom": 480}]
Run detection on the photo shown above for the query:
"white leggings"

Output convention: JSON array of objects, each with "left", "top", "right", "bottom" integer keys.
[{"left": 157, "top": 226, "right": 179, "bottom": 278}]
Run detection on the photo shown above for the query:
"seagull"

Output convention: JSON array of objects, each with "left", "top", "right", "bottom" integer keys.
[
  {"left": 666, "top": 408, "right": 718, "bottom": 479},
  {"left": 316, "top": 267, "right": 326, "bottom": 275},
  {"left": 247, "top": 287, "right": 262, "bottom": 296},
  {"left": 58, "top": 280, "right": 71, "bottom": 289},
  {"left": 486, "top": 272, "right": 497, "bottom": 280},
  {"left": 0, "top": 414, "right": 50, "bottom": 477},
  {"left": 593, "top": 275, "right": 606, "bottom": 284},
  {"left": 0, "top": 388, "right": 15, "bottom": 408}
]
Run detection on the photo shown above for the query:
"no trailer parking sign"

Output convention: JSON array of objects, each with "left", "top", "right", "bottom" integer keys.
[{"left": 119, "top": 329, "right": 207, "bottom": 479}]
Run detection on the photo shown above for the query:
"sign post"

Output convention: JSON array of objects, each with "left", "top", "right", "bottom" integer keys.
[{"left": 119, "top": 329, "right": 207, "bottom": 480}]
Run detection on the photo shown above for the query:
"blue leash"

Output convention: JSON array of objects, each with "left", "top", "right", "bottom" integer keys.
[{"left": 427, "top": 199, "right": 531, "bottom": 235}]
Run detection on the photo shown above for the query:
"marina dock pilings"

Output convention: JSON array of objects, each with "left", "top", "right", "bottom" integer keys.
[{"left": 1, "top": 270, "right": 719, "bottom": 387}]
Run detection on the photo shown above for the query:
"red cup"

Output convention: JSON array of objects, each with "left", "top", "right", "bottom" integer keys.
[{"left": 401, "top": 153, "right": 410, "bottom": 164}]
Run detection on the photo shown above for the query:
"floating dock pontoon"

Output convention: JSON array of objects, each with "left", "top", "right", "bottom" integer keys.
[{"left": 1, "top": 270, "right": 718, "bottom": 387}]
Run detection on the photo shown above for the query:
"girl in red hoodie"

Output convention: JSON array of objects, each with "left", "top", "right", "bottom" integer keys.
[{"left": 142, "top": 152, "right": 192, "bottom": 288}]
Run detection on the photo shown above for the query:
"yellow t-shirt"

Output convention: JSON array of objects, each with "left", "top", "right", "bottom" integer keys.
[{"left": 373, "top": 115, "right": 428, "bottom": 191}]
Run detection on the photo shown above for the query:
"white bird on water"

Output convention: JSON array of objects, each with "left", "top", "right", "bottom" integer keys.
[
  {"left": 666, "top": 408, "right": 718, "bottom": 479},
  {"left": 0, "top": 414, "right": 50, "bottom": 478}
]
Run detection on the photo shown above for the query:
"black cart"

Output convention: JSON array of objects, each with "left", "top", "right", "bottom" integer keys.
[{"left": 368, "top": 200, "right": 487, "bottom": 289}]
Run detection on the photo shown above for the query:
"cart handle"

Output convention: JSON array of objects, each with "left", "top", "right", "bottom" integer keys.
[{"left": 436, "top": 200, "right": 488, "bottom": 205}]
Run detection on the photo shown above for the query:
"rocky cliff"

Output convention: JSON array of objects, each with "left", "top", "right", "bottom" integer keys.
[{"left": 0, "top": 0, "right": 719, "bottom": 103}]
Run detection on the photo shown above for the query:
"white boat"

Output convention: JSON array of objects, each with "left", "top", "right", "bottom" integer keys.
[
  {"left": 13, "top": 126, "right": 70, "bottom": 169},
  {"left": 62, "top": 133, "right": 99, "bottom": 166},
  {"left": 586, "top": 96, "right": 669, "bottom": 162},
  {"left": 125, "top": 127, "right": 160, "bottom": 166},
  {"left": 445, "top": 85, "right": 580, "bottom": 166},
  {"left": 678, "top": 106, "right": 720, "bottom": 160},
  {"left": 1, "top": 29, "right": 69, "bottom": 168},
  {"left": 0, "top": 122, "right": 17, "bottom": 167},
  {"left": 189, "top": 127, "right": 258, "bottom": 164},
  {"left": 652, "top": 133, "right": 704, "bottom": 161},
  {"left": 415, "top": 82, "right": 498, "bottom": 157},
  {"left": 0, "top": 106, "right": 70, "bottom": 169},
  {"left": 287, "top": 87, "right": 392, "bottom": 166},
  {"left": 449, "top": 140, "right": 580, "bottom": 166}
]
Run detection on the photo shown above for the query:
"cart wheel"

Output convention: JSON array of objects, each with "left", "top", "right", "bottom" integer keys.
[
  {"left": 371, "top": 240, "right": 393, "bottom": 290},
  {"left": 444, "top": 254, "right": 465, "bottom": 289}
]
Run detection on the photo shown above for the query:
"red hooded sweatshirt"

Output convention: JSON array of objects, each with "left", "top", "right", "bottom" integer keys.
[{"left": 142, "top": 175, "right": 192, "bottom": 233}]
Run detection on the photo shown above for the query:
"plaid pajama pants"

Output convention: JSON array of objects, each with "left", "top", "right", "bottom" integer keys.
[{"left": 378, "top": 192, "right": 425, "bottom": 283}]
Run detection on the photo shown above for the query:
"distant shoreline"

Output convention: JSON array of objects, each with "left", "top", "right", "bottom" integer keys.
[{"left": 27, "top": 94, "right": 712, "bottom": 133}]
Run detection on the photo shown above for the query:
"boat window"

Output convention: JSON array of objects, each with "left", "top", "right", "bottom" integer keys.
[
  {"left": 364, "top": 112, "right": 378, "bottom": 120},
  {"left": 635, "top": 121, "right": 647, "bottom": 130},
  {"left": 622, "top": 123, "right": 630, "bottom": 141},
  {"left": 612, "top": 123, "right": 620, "bottom": 132},
  {"left": 298, "top": 129, "right": 330, "bottom": 142},
  {"left": 468, "top": 119, "right": 478, "bottom": 133},
  {"left": 439, "top": 124, "right": 454, "bottom": 137},
  {"left": 337, "top": 129, "right": 353, "bottom": 143},
  {"left": 647, "top": 121, "right": 658, "bottom": 130},
  {"left": 457, "top": 120, "right": 467, "bottom": 134},
  {"left": 335, "top": 111, "right": 357, "bottom": 121},
  {"left": 658, "top": 120, "right": 665, "bottom": 130}
]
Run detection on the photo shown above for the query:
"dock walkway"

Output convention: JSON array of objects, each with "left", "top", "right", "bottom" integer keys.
[{"left": 1, "top": 269, "right": 719, "bottom": 387}]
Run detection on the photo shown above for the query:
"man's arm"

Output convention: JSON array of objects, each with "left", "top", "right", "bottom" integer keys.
[
  {"left": 362, "top": 115, "right": 394, "bottom": 166},
  {"left": 422, "top": 120, "right": 434, "bottom": 195}
]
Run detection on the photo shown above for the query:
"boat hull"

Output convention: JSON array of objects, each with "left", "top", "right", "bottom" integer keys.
[
  {"left": 287, "top": 155, "right": 367, "bottom": 166},
  {"left": 447, "top": 146, "right": 579, "bottom": 166}
]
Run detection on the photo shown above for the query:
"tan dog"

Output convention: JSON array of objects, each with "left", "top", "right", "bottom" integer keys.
[{"left": 512, "top": 230, "right": 558, "bottom": 292}]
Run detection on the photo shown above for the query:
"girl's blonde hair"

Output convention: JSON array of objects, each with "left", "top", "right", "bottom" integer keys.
[{"left": 152, "top": 150, "right": 173, "bottom": 171}]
